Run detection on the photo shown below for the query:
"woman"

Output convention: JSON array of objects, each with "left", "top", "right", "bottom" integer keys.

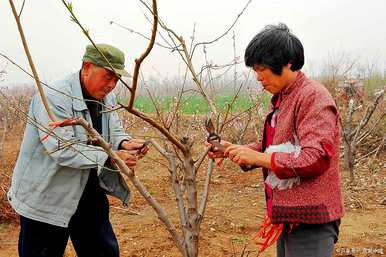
[{"left": 209, "top": 23, "right": 344, "bottom": 257}]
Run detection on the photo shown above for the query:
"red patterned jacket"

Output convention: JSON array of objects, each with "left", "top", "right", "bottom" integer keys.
[{"left": 247, "top": 71, "right": 345, "bottom": 224}]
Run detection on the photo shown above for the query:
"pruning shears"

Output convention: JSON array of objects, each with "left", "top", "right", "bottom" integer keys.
[
  {"left": 204, "top": 117, "right": 226, "bottom": 154},
  {"left": 205, "top": 117, "right": 253, "bottom": 170},
  {"left": 120, "top": 140, "right": 150, "bottom": 156},
  {"left": 135, "top": 140, "right": 150, "bottom": 155}
]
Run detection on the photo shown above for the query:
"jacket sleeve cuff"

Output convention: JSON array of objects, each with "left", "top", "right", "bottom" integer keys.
[
  {"left": 270, "top": 152, "right": 278, "bottom": 170},
  {"left": 270, "top": 152, "right": 298, "bottom": 179},
  {"left": 118, "top": 139, "right": 130, "bottom": 150},
  {"left": 96, "top": 150, "right": 110, "bottom": 175}
]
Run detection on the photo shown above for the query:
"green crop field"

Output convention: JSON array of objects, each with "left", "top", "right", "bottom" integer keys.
[{"left": 120, "top": 93, "right": 271, "bottom": 114}]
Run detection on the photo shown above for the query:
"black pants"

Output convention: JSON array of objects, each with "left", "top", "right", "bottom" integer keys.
[
  {"left": 277, "top": 220, "right": 340, "bottom": 257},
  {"left": 18, "top": 170, "right": 119, "bottom": 257}
]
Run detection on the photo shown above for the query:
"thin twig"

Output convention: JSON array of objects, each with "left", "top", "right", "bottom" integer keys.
[
  {"left": 17, "top": 0, "right": 26, "bottom": 18},
  {"left": 0, "top": 91, "right": 118, "bottom": 173},
  {"left": 194, "top": 147, "right": 211, "bottom": 170},
  {"left": 61, "top": 0, "right": 132, "bottom": 92},
  {"left": 0, "top": 53, "right": 112, "bottom": 110},
  {"left": 110, "top": 206, "right": 140, "bottom": 215},
  {"left": 190, "top": 0, "right": 253, "bottom": 57},
  {"left": 110, "top": 21, "right": 179, "bottom": 51},
  {"left": 357, "top": 111, "right": 385, "bottom": 145},
  {"left": 143, "top": 82, "right": 165, "bottom": 125},
  {"left": 220, "top": 82, "right": 245, "bottom": 133},
  {"left": 136, "top": 1, "right": 182, "bottom": 52}
]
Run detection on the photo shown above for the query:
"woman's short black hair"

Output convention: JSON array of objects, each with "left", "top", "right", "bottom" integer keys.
[{"left": 244, "top": 23, "right": 304, "bottom": 75}]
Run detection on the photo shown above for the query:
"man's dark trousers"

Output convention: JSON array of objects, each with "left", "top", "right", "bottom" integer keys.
[{"left": 18, "top": 170, "right": 119, "bottom": 257}]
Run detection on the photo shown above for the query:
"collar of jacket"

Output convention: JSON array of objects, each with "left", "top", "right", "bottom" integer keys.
[
  {"left": 69, "top": 72, "right": 88, "bottom": 111},
  {"left": 281, "top": 71, "right": 306, "bottom": 97},
  {"left": 270, "top": 71, "right": 306, "bottom": 110}
]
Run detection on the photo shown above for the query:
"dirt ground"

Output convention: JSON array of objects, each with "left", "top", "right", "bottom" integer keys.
[{"left": 0, "top": 121, "right": 385, "bottom": 257}]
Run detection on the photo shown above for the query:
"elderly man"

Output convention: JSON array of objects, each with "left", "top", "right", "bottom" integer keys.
[{"left": 8, "top": 44, "right": 147, "bottom": 257}]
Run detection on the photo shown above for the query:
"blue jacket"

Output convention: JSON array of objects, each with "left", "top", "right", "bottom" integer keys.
[{"left": 8, "top": 72, "right": 131, "bottom": 227}]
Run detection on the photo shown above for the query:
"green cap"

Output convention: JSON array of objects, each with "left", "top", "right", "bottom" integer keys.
[{"left": 82, "top": 43, "right": 130, "bottom": 77}]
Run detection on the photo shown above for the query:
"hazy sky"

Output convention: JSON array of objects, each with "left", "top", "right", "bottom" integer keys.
[{"left": 1, "top": 0, "right": 386, "bottom": 85}]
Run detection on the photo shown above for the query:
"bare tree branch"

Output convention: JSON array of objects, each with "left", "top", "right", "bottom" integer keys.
[
  {"left": 128, "top": 0, "right": 158, "bottom": 109},
  {"left": 9, "top": 0, "right": 55, "bottom": 121}
]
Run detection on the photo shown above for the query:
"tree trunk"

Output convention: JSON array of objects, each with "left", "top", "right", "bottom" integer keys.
[
  {"left": 182, "top": 149, "right": 199, "bottom": 257},
  {"left": 345, "top": 143, "right": 356, "bottom": 184}
]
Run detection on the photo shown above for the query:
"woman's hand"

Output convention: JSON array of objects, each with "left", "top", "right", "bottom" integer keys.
[
  {"left": 225, "top": 144, "right": 272, "bottom": 169},
  {"left": 206, "top": 139, "right": 232, "bottom": 166}
]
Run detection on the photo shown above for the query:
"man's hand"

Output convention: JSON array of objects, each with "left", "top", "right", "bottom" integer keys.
[
  {"left": 225, "top": 144, "right": 272, "bottom": 169},
  {"left": 115, "top": 150, "right": 138, "bottom": 167},
  {"left": 121, "top": 139, "right": 149, "bottom": 158}
]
